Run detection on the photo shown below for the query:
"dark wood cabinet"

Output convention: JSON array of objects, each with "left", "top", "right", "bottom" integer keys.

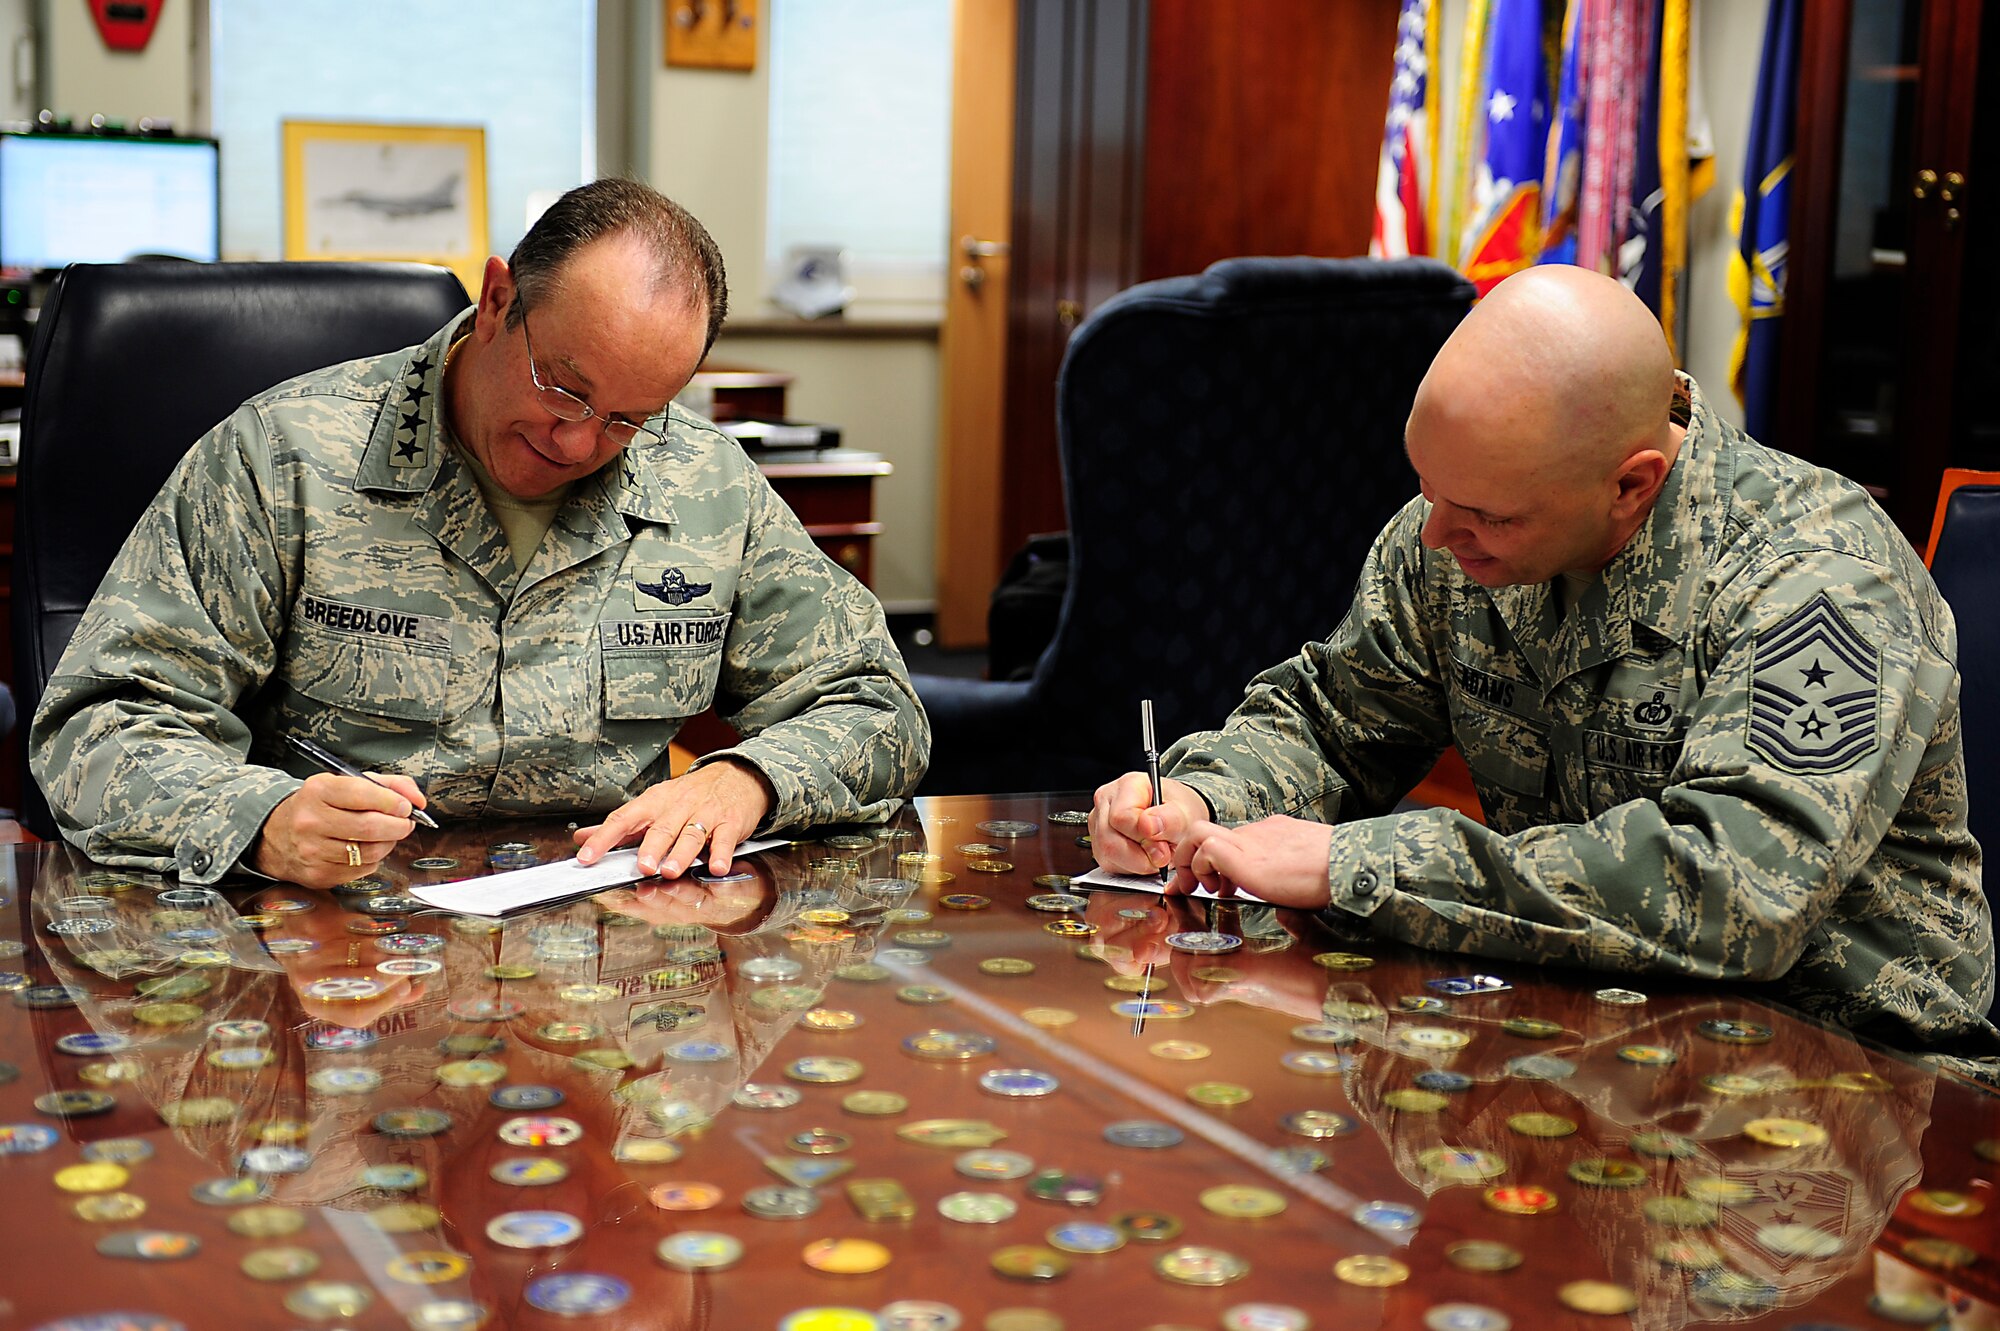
[{"left": 1783, "top": 0, "right": 1991, "bottom": 539}]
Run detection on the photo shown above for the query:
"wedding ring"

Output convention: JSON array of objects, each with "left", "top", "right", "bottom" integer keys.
[
  {"left": 346, "top": 842, "right": 363, "bottom": 868},
  {"left": 685, "top": 822, "right": 707, "bottom": 838}
]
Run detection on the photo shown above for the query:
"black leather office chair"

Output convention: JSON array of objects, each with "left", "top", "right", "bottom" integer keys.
[
  {"left": 1923, "top": 471, "right": 2000, "bottom": 1015},
  {"left": 12, "top": 261, "right": 471, "bottom": 837},
  {"left": 916, "top": 256, "right": 1475, "bottom": 794}
]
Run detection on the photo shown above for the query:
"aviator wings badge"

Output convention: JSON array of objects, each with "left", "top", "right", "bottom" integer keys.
[{"left": 637, "top": 568, "right": 712, "bottom": 607}]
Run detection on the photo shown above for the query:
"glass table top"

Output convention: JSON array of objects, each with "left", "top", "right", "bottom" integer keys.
[{"left": 0, "top": 792, "right": 1994, "bottom": 1331}]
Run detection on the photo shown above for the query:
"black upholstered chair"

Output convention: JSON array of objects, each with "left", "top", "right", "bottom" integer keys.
[
  {"left": 916, "top": 256, "right": 1475, "bottom": 794},
  {"left": 13, "top": 261, "right": 471, "bottom": 837},
  {"left": 1923, "top": 470, "right": 2000, "bottom": 1009}
]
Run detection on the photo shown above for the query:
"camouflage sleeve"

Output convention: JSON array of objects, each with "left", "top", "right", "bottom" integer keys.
[
  {"left": 29, "top": 407, "right": 304, "bottom": 883},
  {"left": 1320, "top": 548, "right": 1992, "bottom": 1003},
  {"left": 1165, "top": 500, "right": 1455, "bottom": 824},
  {"left": 692, "top": 469, "right": 929, "bottom": 828}
]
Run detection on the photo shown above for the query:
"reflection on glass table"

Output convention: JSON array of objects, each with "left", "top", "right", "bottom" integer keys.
[{"left": 0, "top": 793, "right": 1994, "bottom": 1331}]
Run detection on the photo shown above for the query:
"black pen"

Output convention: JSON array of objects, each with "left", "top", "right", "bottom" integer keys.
[
  {"left": 1142, "top": 699, "right": 1169, "bottom": 886},
  {"left": 284, "top": 734, "right": 440, "bottom": 829}
]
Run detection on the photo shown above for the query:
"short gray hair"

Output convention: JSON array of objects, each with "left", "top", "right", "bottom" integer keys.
[{"left": 506, "top": 177, "right": 729, "bottom": 359}]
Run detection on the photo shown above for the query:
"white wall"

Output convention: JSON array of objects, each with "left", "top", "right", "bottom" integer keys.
[
  {"left": 44, "top": 0, "right": 193, "bottom": 130},
  {"left": 632, "top": 0, "right": 941, "bottom": 612}
]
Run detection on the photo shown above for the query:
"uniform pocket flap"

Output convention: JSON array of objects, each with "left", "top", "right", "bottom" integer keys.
[{"left": 600, "top": 614, "right": 730, "bottom": 720}]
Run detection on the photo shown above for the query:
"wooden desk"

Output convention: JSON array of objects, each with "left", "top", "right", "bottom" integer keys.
[
  {"left": 755, "top": 447, "right": 890, "bottom": 587},
  {"left": 1, "top": 793, "right": 1994, "bottom": 1330}
]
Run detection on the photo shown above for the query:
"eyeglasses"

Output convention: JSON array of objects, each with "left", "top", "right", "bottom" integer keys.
[{"left": 519, "top": 310, "right": 664, "bottom": 447}]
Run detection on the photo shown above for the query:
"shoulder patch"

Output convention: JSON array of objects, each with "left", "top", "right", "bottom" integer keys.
[{"left": 1747, "top": 593, "right": 1880, "bottom": 774}]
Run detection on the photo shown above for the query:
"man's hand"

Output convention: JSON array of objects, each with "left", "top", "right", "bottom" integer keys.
[
  {"left": 253, "top": 772, "right": 425, "bottom": 888},
  {"left": 1089, "top": 772, "right": 1210, "bottom": 875},
  {"left": 573, "top": 759, "right": 774, "bottom": 878},
  {"left": 1169, "top": 815, "right": 1337, "bottom": 910}
]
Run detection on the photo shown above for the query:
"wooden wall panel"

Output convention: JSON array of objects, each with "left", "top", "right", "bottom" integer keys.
[
  {"left": 1141, "top": 0, "right": 1402, "bottom": 280},
  {"left": 1002, "top": 0, "right": 1150, "bottom": 557}
]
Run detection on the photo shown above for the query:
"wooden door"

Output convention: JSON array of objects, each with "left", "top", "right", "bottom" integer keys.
[
  {"left": 936, "top": 0, "right": 1020, "bottom": 649},
  {"left": 1784, "top": 0, "right": 1988, "bottom": 538}
]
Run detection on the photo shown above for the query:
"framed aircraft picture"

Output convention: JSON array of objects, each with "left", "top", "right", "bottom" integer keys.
[{"left": 282, "top": 120, "right": 489, "bottom": 293}]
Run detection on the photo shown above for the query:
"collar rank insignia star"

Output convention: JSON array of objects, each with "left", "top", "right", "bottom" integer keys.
[
  {"left": 1747, "top": 593, "right": 1880, "bottom": 774},
  {"left": 637, "top": 568, "right": 711, "bottom": 606}
]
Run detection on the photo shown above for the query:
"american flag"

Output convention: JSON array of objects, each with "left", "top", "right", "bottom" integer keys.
[{"left": 1370, "top": 0, "right": 1431, "bottom": 259}]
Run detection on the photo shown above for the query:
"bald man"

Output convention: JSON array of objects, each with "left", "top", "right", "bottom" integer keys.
[{"left": 1093, "top": 265, "right": 1997, "bottom": 1060}]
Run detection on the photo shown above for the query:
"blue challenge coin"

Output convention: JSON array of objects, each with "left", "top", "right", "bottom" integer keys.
[
  {"left": 0, "top": 1123, "right": 61, "bottom": 1154},
  {"left": 491, "top": 1084, "right": 566, "bottom": 1112},
  {"left": 31, "top": 1316, "right": 187, "bottom": 1331},
  {"left": 666, "top": 1039, "right": 732, "bottom": 1063},
  {"left": 1048, "top": 1221, "right": 1125, "bottom": 1254},
  {"left": 1413, "top": 1069, "right": 1475, "bottom": 1094},
  {"left": 525, "top": 1274, "right": 630, "bottom": 1317},
  {"left": 1353, "top": 1200, "right": 1422, "bottom": 1233},
  {"left": 488, "top": 1210, "right": 585, "bottom": 1249},
  {"left": 55, "top": 1032, "right": 134, "bottom": 1057}
]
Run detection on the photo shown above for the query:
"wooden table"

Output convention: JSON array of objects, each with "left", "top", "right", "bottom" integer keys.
[{"left": 0, "top": 793, "right": 1994, "bottom": 1330}]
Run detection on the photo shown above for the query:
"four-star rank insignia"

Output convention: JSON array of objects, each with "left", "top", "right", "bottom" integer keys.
[
  {"left": 637, "top": 568, "right": 712, "bottom": 606},
  {"left": 1748, "top": 593, "right": 1880, "bottom": 773}
]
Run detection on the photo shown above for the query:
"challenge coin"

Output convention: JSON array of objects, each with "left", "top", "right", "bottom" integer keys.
[
  {"left": 842, "top": 1090, "right": 909, "bottom": 1117},
  {"left": 1424, "top": 1306, "right": 1511, "bottom": 1331},
  {"left": 1046, "top": 1221, "right": 1124, "bottom": 1255},
  {"left": 1154, "top": 1244, "right": 1249, "bottom": 1287},
  {"left": 1507, "top": 1112, "right": 1577, "bottom": 1138},
  {"left": 1558, "top": 1281, "right": 1638, "bottom": 1315},
  {"left": 1020, "top": 1007, "right": 1078, "bottom": 1029},
  {"left": 1482, "top": 1186, "right": 1556, "bottom": 1216},
  {"left": 1443, "top": 1239, "right": 1522, "bottom": 1272},
  {"left": 1593, "top": 988, "right": 1648, "bottom": 1006},
  {"left": 1112, "top": 1209, "right": 1184, "bottom": 1243},
  {"left": 75, "top": 1192, "right": 148, "bottom": 1222},
  {"left": 243, "top": 1239, "right": 324, "bottom": 1279},
  {"left": 1498, "top": 1017, "right": 1563, "bottom": 1039},
  {"left": 1629, "top": 1131, "right": 1699, "bottom": 1159},
  {"left": 285, "top": 1281, "right": 375, "bottom": 1320},
  {"left": 1696, "top": 1018, "right": 1773, "bottom": 1045},
  {"left": 1167, "top": 931, "right": 1242, "bottom": 954},
  {"left": 803, "top": 1237, "right": 891, "bottom": 1274},
  {"left": 1188, "top": 1082, "right": 1253, "bottom": 1107},
  {"left": 486, "top": 1211, "right": 584, "bottom": 1249},
  {"left": 649, "top": 1182, "right": 724, "bottom": 1211},
  {"left": 1104, "top": 1120, "right": 1184, "bottom": 1150},
  {"left": 980, "top": 1068, "right": 1059, "bottom": 1098},
  {"left": 979, "top": 958, "right": 1035, "bottom": 976},
  {"left": 1200, "top": 1185, "right": 1286, "bottom": 1219},
  {"left": 1568, "top": 1158, "right": 1649, "bottom": 1188},
  {"left": 490, "top": 1157, "right": 569, "bottom": 1187},
  {"left": 1151, "top": 1040, "right": 1211, "bottom": 1061},
  {"left": 955, "top": 1149, "right": 1034, "bottom": 1180},
  {"left": 744, "top": 1185, "right": 821, "bottom": 1219},
  {"left": 1743, "top": 1117, "right": 1829, "bottom": 1149},
  {"left": 991, "top": 1245, "right": 1069, "bottom": 1281},
  {"left": 1334, "top": 1254, "right": 1410, "bottom": 1287},
  {"left": 524, "top": 1274, "right": 630, "bottom": 1317},
  {"left": 940, "top": 1191, "right": 1018, "bottom": 1224},
  {"left": 657, "top": 1231, "right": 744, "bottom": 1271}
]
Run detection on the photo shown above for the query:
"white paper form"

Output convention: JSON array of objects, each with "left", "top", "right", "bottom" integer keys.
[
  {"left": 409, "top": 840, "right": 789, "bottom": 915},
  {"left": 1072, "top": 866, "right": 1267, "bottom": 904}
]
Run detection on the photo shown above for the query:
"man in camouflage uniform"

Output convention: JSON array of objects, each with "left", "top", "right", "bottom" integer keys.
[
  {"left": 32, "top": 179, "right": 928, "bottom": 890},
  {"left": 1093, "top": 265, "right": 1996, "bottom": 1057}
]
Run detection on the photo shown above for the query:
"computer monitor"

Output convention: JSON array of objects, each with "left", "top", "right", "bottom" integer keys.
[{"left": 0, "top": 131, "right": 220, "bottom": 270}]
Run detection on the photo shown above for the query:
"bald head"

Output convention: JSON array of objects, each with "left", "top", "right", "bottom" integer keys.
[
  {"left": 1413, "top": 265, "right": 1677, "bottom": 484},
  {"left": 1404, "top": 267, "right": 1686, "bottom": 587}
]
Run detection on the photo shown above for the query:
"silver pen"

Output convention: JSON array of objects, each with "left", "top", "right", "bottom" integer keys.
[
  {"left": 1142, "top": 699, "right": 1169, "bottom": 886},
  {"left": 284, "top": 734, "right": 440, "bottom": 829}
]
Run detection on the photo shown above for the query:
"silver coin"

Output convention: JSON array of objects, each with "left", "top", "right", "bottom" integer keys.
[
  {"left": 740, "top": 956, "right": 804, "bottom": 982},
  {"left": 955, "top": 1148, "right": 1035, "bottom": 1180},
  {"left": 1104, "top": 1120, "right": 1184, "bottom": 1149},
  {"left": 732, "top": 1083, "right": 803, "bottom": 1110},
  {"left": 742, "top": 1185, "right": 820, "bottom": 1219},
  {"left": 979, "top": 1068, "right": 1060, "bottom": 1097},
  {"left": 878, "top": 1299, "right": 964, "bottom": 1331},
  {"left": 976, "top": 820, "right": 1040, "bottom": 837},
  {"left": 1025, "top": 893, "right": 1087, "bottom": 912},
  {"left": 1166, "top": 931, "right": 1243, "bottom": 954}
]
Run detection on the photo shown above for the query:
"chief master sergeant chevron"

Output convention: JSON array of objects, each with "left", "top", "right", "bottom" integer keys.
[
  {"left": 30, "top": 178, "right": 929, "bottom": 890},
  {"left": 1091, "top": 264, "right": 1998, "bottom": 1067}
]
